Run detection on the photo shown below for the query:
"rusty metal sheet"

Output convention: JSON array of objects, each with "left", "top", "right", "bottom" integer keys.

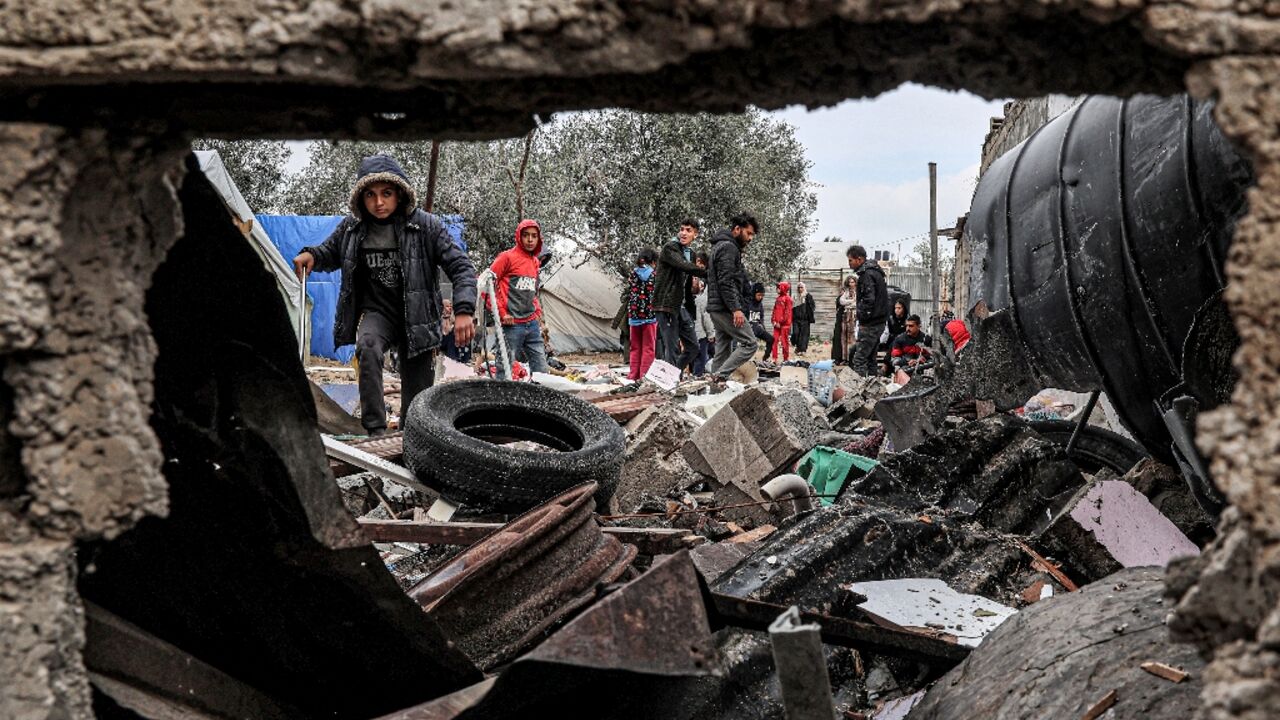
[
  {"left": 590, "top": 392, "right": 667, "bottom": 423},
  {"left": 85, "top": 602, "right": 303, "bottom": 719},
  {"left": 360, "top": 518, "right": 700, "bottom": 555},
  {"left": 378, "top": 552, "right": 722, "bottom": 720},
  {"left": 409, "top": 482, "right": 638, "bottom": 670}
]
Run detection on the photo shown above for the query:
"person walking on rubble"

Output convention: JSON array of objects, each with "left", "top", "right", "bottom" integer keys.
[
  {"left": 790, "top": 281, "right": 816, "bottom": 354},
  {"left": 771, "top": 281, "right": 793, "bottom": 362},
  {"left": 653, "top": 218, "right": 707, "bottom": 374},
  {"left": 847, "top": 244, "right": 889, "bottom": 376},
  {"left": 490, "top": 219, "right": 550, "bottom": 378},
  {"left": 293, "top": 154, "right": 477, "bottom": 436},
  {"left": 705, "top": 213, "right": 760, "bottom": 380}
]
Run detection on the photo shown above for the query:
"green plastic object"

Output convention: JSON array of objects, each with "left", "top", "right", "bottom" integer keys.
[{"left": 795, "top": 446, "right": 878, "bottom": 506}]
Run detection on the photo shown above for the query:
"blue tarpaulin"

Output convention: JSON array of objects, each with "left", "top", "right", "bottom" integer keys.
[{"left": 256, "top": 214, "right": 467, "bottom": 362}]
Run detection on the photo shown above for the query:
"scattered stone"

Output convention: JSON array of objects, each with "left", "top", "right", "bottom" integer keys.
[{"left": 610, "top": 403, "right": 703, "bottom": 514}]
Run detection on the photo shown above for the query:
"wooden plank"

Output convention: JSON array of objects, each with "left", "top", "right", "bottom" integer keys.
[
  {"left": 357, "top": 519, "right": 702, "bottom": 555},
  {"left": 1140, "top": 661, "right": 1190, "bottom": 683},
  {"left": 727, "top": 524, "right": 776, "bottom": 543},
  {"left": 1080, "top": 689, "right": 1117, "bottom": 720}
]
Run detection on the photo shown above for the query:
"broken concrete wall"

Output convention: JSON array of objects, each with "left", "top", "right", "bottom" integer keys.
[
  {"left": 0, "top": 2, "right": 1275, "bottom": 718},
  {"left": 0, "top": 126, "right": 187, "bottom": 719}
]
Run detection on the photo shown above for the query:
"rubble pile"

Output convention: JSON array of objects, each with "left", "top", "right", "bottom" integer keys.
[{"left": 297, "top": 356, "right": 1212, "bottom": 719}]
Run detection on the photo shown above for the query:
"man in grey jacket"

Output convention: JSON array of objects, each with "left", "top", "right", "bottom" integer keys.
[{"left": 705, "top": 213, "right": 759, "bottom": 379}]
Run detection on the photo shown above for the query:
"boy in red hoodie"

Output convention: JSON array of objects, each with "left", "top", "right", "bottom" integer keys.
[
  {"left": 490, "top": 219, "right": 548, "bottom": 378},
  {"left": 771, "top": 281, "right": 793, "bottom": 362}
]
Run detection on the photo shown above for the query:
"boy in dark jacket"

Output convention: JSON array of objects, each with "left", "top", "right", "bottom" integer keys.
[
  {"left": 653, "top": 219, "right": 707, "bottom": 373},
  {"left": 846, "top": 244, "right": 889, "bottom": 376},
  {"left": 705, "top": 213, "right": 760, "bottom": 379},
  {"left": 627, "top": 248, "right": 659, "bottom": 380},
  {"left": 490, "top": 219, "right": 548, "bottom": 379},
  {"left": 747, "top": 283, "right": 773, "bottom": 360},
  {"left": 294, "top": 154, "right": 477, "bottom": 435}
]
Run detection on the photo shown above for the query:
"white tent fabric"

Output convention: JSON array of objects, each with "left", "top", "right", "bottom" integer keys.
[
  {"left": 539, "top": 256, "right": 623, "bottom": 353},
  {"left": 195, "top": 150, "right": 311, "bottom": 349}
]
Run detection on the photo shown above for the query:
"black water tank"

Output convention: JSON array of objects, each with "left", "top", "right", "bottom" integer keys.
[{"left": 966, "top": 95, "right": 1252, "bottom": 454}]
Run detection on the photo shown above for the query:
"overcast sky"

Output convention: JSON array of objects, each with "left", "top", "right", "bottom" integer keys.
[{"left": 772, "top": 84, "right": 1006, "bottom": 260}]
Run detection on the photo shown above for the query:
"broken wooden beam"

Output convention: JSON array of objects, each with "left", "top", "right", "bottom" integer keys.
[
  {"left": 705, "top": 592, "right": 970, "bottom": 665},
  {"left": 358, "top": 519, "right": 703, "bottom": 555}
]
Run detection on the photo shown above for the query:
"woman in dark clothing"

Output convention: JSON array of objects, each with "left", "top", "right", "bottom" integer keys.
[{"left": 791, "top": 281, "right": 817, "bottom": 354}]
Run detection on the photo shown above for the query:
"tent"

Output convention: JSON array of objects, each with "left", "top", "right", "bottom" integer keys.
[
  {"left": 256, "top": 213, "right": 466, "bottom": 362},
  {"left": 539, "top": 256, "right": 624, "bottom": 353},
  {"left": 194, "top": 151, "right": 311, "bottom": 351}
]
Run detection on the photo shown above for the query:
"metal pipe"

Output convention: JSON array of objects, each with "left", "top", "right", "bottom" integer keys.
[
  {"left": 761, "top": 474, "right": 816, "bottom": 514},
  {"left": 297, "top": 270, "right": 308, "bottom": 362},
  {"left": 1065, "top": 389, "right": 1101, "bottom": 457},
  {"left": 768, "top": 606, "right": 838, "bottom": 720}
]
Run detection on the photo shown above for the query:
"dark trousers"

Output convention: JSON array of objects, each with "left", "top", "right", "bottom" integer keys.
[
  {"left": 791, "top": 321, "right": 812, "bottom": 353},
  {"left": 694, "top": 338, "right": 713, "bottom": 376},
  {"left": 357, "top": 310, "right": 436, "bottom": 432},
  {"left": 751, "top": 322, "right": 773, "bottom": 359},
  {"left": 656, "top": 309, "right": 698, "bottom": 371},
  {"left": 850, "top": 320, "right": 885, "bottom": 377}
]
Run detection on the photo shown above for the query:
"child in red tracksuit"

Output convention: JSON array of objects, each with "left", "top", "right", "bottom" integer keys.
[
  {"left": 771, "top": 281, "right": 793, "bottom": 362},
  {"left": 627, "top": 248, "right": 659, "bottom": 380}
]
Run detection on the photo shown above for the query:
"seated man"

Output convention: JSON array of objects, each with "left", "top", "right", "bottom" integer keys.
[{"left": 890, "top": 314, "right": 932, "bottom": 374}]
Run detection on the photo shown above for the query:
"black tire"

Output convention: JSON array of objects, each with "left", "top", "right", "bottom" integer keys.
[
  {"left": 404, "top": 379, "right": 626, "bottom": 512},
  {"left": 1028, "top": 419, "right": 1148, "bottom": 476}
]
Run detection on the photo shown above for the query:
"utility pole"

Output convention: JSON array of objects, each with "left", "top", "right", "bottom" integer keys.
[
  {"left": 929, "top": 162, "right": 939, "bottom": 323},
  {"left": 424, "top": 140, "right": 441, "bottom": 212}
]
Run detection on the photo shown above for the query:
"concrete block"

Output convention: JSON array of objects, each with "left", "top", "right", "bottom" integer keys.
[
  {"left": 1042, "top": 479, "right": 1200, "bottom": 582},
  {"left": 682, "top": 387, "right": 828, "bottom": 501},
  {"left": 610, "top": 404, "right": 703, "bottom": 514}
]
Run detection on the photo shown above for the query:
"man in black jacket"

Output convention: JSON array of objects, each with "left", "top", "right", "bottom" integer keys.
[
  {"left": 653, "top": 219, "right": 707, "bottom": 372},
  {"left": 846, "top": 244, "right": 889, "bottom": 376},
  {"left": 705, "top": 213, "right": 759, "bottom": 379},
  {"left": 294, "top": 154, "right": 477, "bottom": 435}
]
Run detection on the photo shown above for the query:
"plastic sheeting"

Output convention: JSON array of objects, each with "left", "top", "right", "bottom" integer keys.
[
  {"left": 539, "top": 256, "right": 623, "bottom": 353},
  {"left": 256, "top": 213, "right": 467, "bottom": 361},
  {"left": 194, "top": 151, "right": 311, "bottom": 353}
]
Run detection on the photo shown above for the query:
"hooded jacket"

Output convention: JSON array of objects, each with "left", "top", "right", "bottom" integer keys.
[
  {"left": 490, "top": 219, "right": 543, "bottom": 323},
  {"left": 303, "top": 155, "right": 477, "bottom": 359},
  {"left": 772, "top": 281, "right": 793, "bottom": 327},
  {"left": 653, "top": 238, "right": 706, "bottom": 314},
  {"left": 854, "top": 259, "right": 890, "bottom": 324},
  {"left": 747, "top": 282, "right": 766, "bottom": 327},
  {"left": 706, "top": 228, "right": 751, "bottom": 314}
]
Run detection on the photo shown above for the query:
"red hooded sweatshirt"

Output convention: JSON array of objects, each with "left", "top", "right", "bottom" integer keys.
[
  {"left": 772, "top": 281, "right": 794, "bottom": 328},
  {"left": 489, "top": 219, "right": 543, "bottom": 324}
]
